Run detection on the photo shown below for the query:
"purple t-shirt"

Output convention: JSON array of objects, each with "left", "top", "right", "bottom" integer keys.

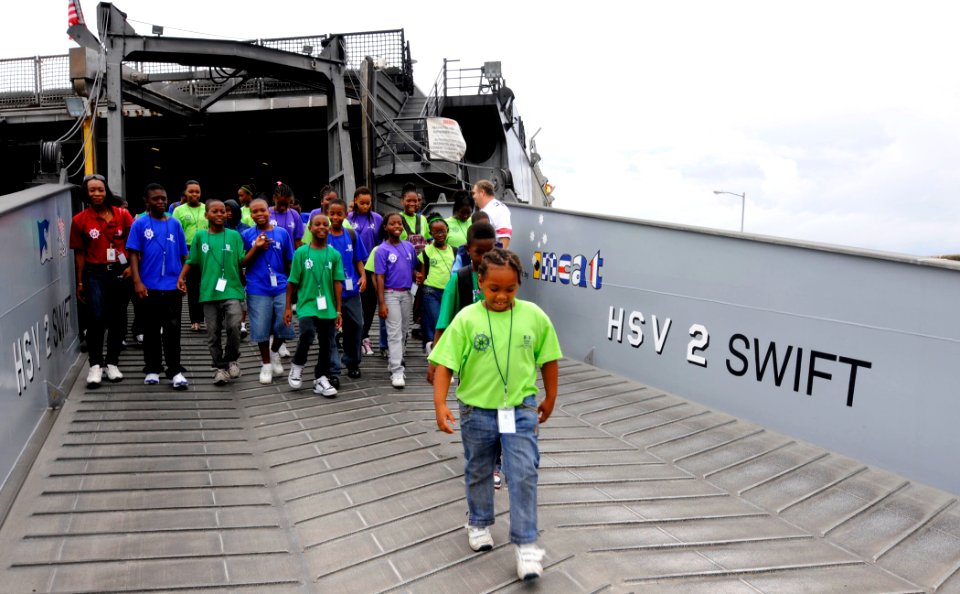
[
  {"left": 269, "top": 208, "right": 304, "bottom": 244},
  {"left": 374, "top": 240, "right": 417, "bottom": 290},
  {"left": 347, "top": 211, "right": 383, "bottom": 253}
]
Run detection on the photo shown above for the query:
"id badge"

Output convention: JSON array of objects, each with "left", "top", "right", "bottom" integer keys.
[
  {"left": 117, "top": 252, "right": 127, "bottom": 265},
  {"left": 345, "top": 277, "right": 354, "bottom": 292},
  {"left": 410, "top": 283, "right": 419, "bottom": 297},
  {"left": 270, "top": 273, "right": 278, "bottom": 287},
  {"left": 317, "top": 295, "right": 328, "bottom": 310},
  {"left": 497, "top": 408, "right": 516, "bottom": 434},
  {"left": 106, "top": 248, "right": 116, "bottom": 262},
  {"left": 215, "top": 277, "right": 227, "bottom": 292}
]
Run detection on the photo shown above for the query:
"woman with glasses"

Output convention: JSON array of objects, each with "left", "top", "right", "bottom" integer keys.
[{"left": 69, "top": 174, "right": 134, "bottom": 387}]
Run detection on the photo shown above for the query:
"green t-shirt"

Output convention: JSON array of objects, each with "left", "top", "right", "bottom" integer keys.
[
  {"left": 288, "top": 244, "right": 344, "bottom": 319},
  {"left": 302, "top": 218, "right": 352, "bottom": 244},
  {"left": 399, "top": 213, "right": 429, "bottom": 241},
  {"left": 186, "top": 229, "right": 245, "bottom": 302},
  {"left": 417, "top": 243, "right": 455, "bottom": 289},
  {"left": 445, "top": 217, "right": 470, "bottom": 249},
  {"left": 173, "top": 203, "right": 208, "bottom": 244},
  {"left": 364, "top": 245, "right": 378, "bottom": 273},
  {"left": 436, "top": 269, "right": 480, "bottom": 332},
  {"left": 428, "top": 300, "right": 562, "bottom": 409},
  {"left": 240, "top": 206, "right": 255, "bottom": 228}
]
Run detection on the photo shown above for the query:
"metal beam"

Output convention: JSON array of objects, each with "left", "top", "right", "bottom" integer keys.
[
  {"left": 200, "top": 74, "right": 250, "bottom": 112},
  {"left": 120, "top": 79, "right": 198, "bottom": 117}
]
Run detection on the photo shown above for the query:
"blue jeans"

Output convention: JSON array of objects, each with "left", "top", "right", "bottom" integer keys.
[
  {"left": 420, "top": 285, "right": 443, "bottom": 343},
  {"left": 83, "top": 264, "right": 130, "bottom": 367},
  {"left": 247, "top": 292, "right": 295, "bottom": 344},
  {"left": 459, "top": 395, "right": 540, "bottom": 544}
]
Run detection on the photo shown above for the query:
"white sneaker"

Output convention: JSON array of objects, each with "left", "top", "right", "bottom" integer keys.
[
  {"left": 466, "top": 524, "right": 493, "bottom": 551},
  {"left": 228, "top": 361, "right": 242, "bottom": 378},
  {"left": 270, "top": 351, "right": 284, "bottom": 375},
  {"left": 278, "top": 343, "right": 291, "bottom": 358},
  {"left": 136, "top": 334, "right": 144, "bottom": 345},
  {"left": 515, "top": 544, "right": 545, "bottom": 580},
  {"left": 171, "top": 373, "right": 189, "bottom": 390},
  {"left": 314, "top": 375, "right": 338, "bottom": 398},
  {"left": 144, "top": 373, "right": 160, "bottom": 385},
  {"left": 362, "top": 338, "right": 374, "bottom": 356},
  {"left": 424, "top": 341, "right": 433, "bottom": 356},
  {"left": 105, "top": 364, "right": 123, "bottom": 381},
  {"left": 391, "top": 372, "right": 405, "bottom": 389},
  {"left": 288, "top": 364, "right": 303, "bottom": 389},
  {"left": 86, "top": 365, "right": 102, "bottom": 387},
  {"left": 259, "top": 364, "right": 273, "bottom": 385}
]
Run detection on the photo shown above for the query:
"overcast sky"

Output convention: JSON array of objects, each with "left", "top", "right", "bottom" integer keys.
[{"left": 4, "top": 1, "right": 959, "bottom": 255}]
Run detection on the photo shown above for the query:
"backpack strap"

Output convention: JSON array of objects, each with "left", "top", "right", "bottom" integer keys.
[
  {"left": 422, "top": 244, "right": 430, "bottom": 279},
  {"left": 456, "top": 266, "right": 474, "bottom": 315},
  {"left": 400, "top": 216, "right": 414, "bottom": 237}
]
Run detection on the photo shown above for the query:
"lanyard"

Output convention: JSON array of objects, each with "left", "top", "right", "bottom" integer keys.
[
  {"left": 261, "top": 228, "right": 281, "bottom": 274},
  {"left": 429, "top": 244, "right": 452, "bottom": 278},
  {"left": 205, "top": 231, "right": 227, "bottom": 278},
  {"left": 148, "top": 217, "right": 170, "bottom": 276},
  {"left": 486, "top": 304, "right": 514, "bottom": 407},
  {"left": 309, "top": 245, "right": 330, "bottom": 297},
  {"left": 451, "top": 218, "right": 469, "bottom": 238}
]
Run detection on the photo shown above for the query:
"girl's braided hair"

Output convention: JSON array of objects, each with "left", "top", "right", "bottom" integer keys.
[{"left": 479, "top": 248, "right": 523, "bottom": 286}]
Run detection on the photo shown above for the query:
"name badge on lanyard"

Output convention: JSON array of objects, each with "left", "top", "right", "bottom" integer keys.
[
  {"left": 345, "top": 277, "right": 354, "bottom": 292},
  {"left": 106, "top": 248, "right": 116, "bottom": 262},
  {"left": 317, "top": 295, "right": 328, "bottom": 310},
  {"left": 497, "top": 407, "right": 516, "bottom": 434},
  {"left": 215, "top": 277, "right": 227, "bottom": 292}
]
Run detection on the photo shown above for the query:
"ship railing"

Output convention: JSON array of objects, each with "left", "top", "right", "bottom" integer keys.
[
  {"left": 420, "top": 58, "right": 507, "bottom": 121},
  {"left": 0, "top": 30, "right": 413, "bottom": 110}
]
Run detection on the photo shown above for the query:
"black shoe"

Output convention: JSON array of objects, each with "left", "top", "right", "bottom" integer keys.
[
  {"left": 328, "top": 376, "right": 340, "bottom": 389},
  {"left": 347, "top": 368, "right": 361, "bottom": 379}
]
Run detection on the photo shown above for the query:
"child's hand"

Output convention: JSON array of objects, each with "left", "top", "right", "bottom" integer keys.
[
  {"left": 335, "top": 311, "right": 342, "bottom": 330},
  {"left": 176, "top": 278, "right": 187, "bottom": 294},
  {"left": 283, "top": 308, "right": 293, "bottom": 326},
  {"left": 357, "top": 274, "right": 367, "bottom": 293},
  {"left": 414, "top": 271, "right": 424, "bottom": 285},
  {"left": 379, "top": 304, "right": 388, "bottom": 319},
  {"left": 435, "top": 403, "right": 456, "bottom": 434},
  {"left": 134, "top": 281, "right": 149, "bottom": 299},
  {"left": 254, "top": 233, "right": 272, "bottom": 251},
  {"left": 538, "top": 399, "right": 555, "bottom": 424}
]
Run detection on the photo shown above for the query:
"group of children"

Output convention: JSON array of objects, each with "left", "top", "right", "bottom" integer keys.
[{"left": 71, "top": 174, "right": 561, "bottom": 581}]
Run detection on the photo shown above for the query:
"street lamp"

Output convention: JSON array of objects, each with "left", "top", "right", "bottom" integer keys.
[{"left": 713, "top": 190, "right": 745, "bottom": 232}]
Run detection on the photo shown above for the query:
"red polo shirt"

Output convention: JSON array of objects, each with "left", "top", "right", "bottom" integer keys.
[{"left": 69, "top": 206, "right": 134, "bottom": 264}]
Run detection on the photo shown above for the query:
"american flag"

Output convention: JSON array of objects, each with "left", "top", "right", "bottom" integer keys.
[{"left": 68, "top": 0, "right": 86, "bottom": 27}]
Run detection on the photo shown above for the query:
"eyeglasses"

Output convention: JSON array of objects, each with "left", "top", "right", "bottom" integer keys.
[{"left": 83, "top": 174, "right": 105, "bottom": 182}]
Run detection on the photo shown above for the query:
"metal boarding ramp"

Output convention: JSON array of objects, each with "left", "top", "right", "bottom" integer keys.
[{"left": 0, "top": 314, "right": 959, "bottom": 590}]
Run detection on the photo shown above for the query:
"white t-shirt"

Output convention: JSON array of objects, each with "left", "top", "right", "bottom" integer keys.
[{"left": 482, "top": 199, "right": 512, "bottom": 242}]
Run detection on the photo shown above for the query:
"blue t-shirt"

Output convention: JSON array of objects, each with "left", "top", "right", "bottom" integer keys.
[
  {"left": 126, "top": 215, "right": 188, "bottom": 291},
  {"left": 327, "top": 228, "right": 369, "bottom": 299},
  {"left": 374, "top": 240, "right": 417, "bottom": 290},
  {"left": 241, "top": 226, "right": 294, "bottom": 297},
  {"left": 269, "top": 208, "right": 304, "bottom": 245}
]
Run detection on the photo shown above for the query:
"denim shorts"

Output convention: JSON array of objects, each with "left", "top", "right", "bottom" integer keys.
[{"left": 246, "top": 292, "right": 295, "bottom": 343}]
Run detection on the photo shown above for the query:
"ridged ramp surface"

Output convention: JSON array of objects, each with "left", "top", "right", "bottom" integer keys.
[{"left": 0, "top": 318, "right": 957, "bottom": 593}]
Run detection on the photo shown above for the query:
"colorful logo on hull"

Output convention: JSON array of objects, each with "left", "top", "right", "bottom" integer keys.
[{"left": 532, "top": 250, "right": 603, "bottom": 289}]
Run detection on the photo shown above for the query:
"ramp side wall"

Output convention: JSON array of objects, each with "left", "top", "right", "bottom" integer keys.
[
  {"left": 0, "top": 184, "right": 79, "bottom": 491},
  {"left": 512, "top": 204, "right": 960, "bottom": 495}
]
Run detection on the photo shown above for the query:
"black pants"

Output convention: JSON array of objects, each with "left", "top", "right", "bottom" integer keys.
[
  {"left": 141, "top": 289, "right": 185, "bottom": 378},
  {"left": 293, "top": 316, "right": 335, "bottom": 380},
  {"left": 186, "top": 265, "right": 203, "bottom": 324}
]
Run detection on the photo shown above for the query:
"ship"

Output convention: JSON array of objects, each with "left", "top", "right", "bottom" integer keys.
[{"left": 0, "top": 3, "right": 958, "bottom": 592}]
